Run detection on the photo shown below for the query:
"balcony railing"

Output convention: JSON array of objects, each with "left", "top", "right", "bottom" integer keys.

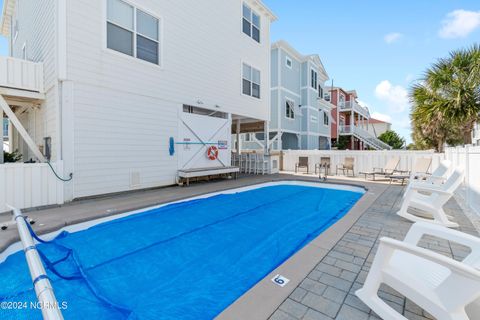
[
  {"left": 338, "top": 125, "right": 392, "bottom": 150},
  {"left": 338, "top": 101, "right": 370, "bottom": 118},
  {"left": 0, "top": 56, "right": 44, "bottom": 93}
]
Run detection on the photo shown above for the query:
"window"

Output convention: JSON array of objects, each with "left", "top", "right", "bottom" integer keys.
[
  {"left": 107, "top": 0, "right": 160, "bottom": 64},
  {"left": 318, "top": 86, "right": 324, "bottom": 98},
  {"left": 286, "top": 56, "right": 292, "bottom": 68},
  {"left": 311, "top": 70, "right": 317, "bottom": 89},
  {"left": 242, "top": 63, "right": 261, "bottom": 99},
  {"left": 3, "top": 119, "right": 8, "bottom": 137},
  {"left": 323, "top": 111, "right": 329, "bottom": 126},
  {"left": 286, "top": 99, "right": 295, "bottom": 119},
  {"left": 242, "top": 3, "right": 260, "bottom": 43},
  {"left": 245, "top": 133, "right": 251, "bottom": 141}
]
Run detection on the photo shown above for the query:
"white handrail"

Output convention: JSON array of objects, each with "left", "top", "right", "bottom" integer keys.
[{"left": 7, "top": 205, "right": 64, "bottom": 320}]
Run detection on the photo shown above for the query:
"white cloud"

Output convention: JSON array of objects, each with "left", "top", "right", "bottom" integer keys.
[
  {"left": 384, "top": 32, "right": 403, "bottom": 44},
  {"left": 370, "top": 112, "right": 392, "bottom": 123},
  {"left": 438, "top": 10, "right": 480, "bottom": 38},
  {"left": 374, "top": 80, "right": 409, "bottom": 113}
]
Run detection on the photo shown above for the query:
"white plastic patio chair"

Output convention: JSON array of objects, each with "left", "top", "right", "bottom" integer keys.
[
  {"left": 360, "top": 156, "right": 400, "bottom": 180},
  {"left": 389, "top": 157, "right": 432, "bottom": 185},
  {"left": 397, "top": 168, "right": 464, "bottom": 228},
  {"left": 403, "top": 159, "right": 452, "bottom": 197},
  {"left": 356, "top": 221, "right": 480, "bottom": 320}
]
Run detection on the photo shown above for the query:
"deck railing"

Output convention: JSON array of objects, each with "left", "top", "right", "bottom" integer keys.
[
  {"left": 0, "top": 56, "right": 44, "bottom": 93},
  {"left": 338, "top": 101, "right": 369, "bottom": 117},
  {"left": 338, "top": 125, "right": 392, "bottom": 150}
]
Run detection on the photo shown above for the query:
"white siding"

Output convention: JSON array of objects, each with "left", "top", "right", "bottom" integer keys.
[
  {"left": 0, "top": 162, "right": 64, "bottom": 212},
  {"left": 65, "top": 0, "right": 272, "bottom": 198},
  {"left": 10, "top": 0, "right": 58, "bottom": 160}
]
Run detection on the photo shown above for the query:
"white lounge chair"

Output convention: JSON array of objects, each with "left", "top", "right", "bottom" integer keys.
[
  {"left": 403, "top": 159, "right": 451, "bottom": 197},
  {"left": 389, "top": 157, "right": 432, "bottom": 185},
  {"left": 356, "top": 221, "right": 480, "bottom": 320},
  {"left": 360, "top": 156, "right": 400, "bottom": 181},
  {"left": 397, "top": 168, "right": 464, "bottom": 228}
]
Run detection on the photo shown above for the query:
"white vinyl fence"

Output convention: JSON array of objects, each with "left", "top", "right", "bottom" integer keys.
[
  {"left": 282, "top": 150, "right": 444, "bottom": 175},
  {"left": 445, "top": 146, "right": 480, "bottom": 216},
  {"left": 0, "top": 162, "right": 65, "bottom": 213}
]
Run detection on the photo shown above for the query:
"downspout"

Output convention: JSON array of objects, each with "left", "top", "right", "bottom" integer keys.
[{"left": 56, "top": 0, "right": 67, "bottom": 161}]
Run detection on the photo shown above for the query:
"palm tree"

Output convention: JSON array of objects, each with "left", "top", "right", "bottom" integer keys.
[
  {"left": 410, "top": 83, "right": 450, "bottom": 151},
  {"left": 411, "top": 44, "right": 480, "bottom": 148}
]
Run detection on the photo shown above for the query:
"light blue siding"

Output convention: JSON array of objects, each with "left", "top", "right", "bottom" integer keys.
[
  {"left": 271, "top": 49, "right": 279, "bottom": 87},
  {"left": 270, "top": 91, "right": 278, "bottom": 128},
  {"left": 279, "top": 93, "right": 301, "bottom": 132},
  {"left": 243, "top": 43, "right": 331, "bottom": 151},
  {"left": 280, "top": 51, "right": 301, "bottom": 93}
]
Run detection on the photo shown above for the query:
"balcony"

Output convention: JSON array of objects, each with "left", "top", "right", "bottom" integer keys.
[
  {"left": 0, "top": 56, "right": 44, "bottom": 101},
  {"left": 338, "top": 100, "right": 370, "bottom": 118}
]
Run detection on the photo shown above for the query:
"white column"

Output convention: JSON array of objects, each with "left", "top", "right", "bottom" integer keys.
[
  {"left": 61, "top": 81, "right": 75, "bottom": 202},
  {"left": 278, "top": 131, "right": 283, "bottom": 151},
  {"left": 264, "top": 121, "right": 269, "bottom": 155},
  {"left": 236, "top": 119, "right": 241, "bottom": 156}
]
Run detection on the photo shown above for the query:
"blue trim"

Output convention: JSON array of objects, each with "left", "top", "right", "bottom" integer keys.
[
  {"left": 32, "top": 274, "right": 50, "bottom": 287},
  {"left": 14, "top": 215, "right": 26, "bottom": 221},
  {"left": 24, "top": 245, "right": 37, "bottom": 253}
]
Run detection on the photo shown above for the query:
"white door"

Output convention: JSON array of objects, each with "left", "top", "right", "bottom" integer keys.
[{"left": 178, "top": 112, "right": 231, "bottom": 170}]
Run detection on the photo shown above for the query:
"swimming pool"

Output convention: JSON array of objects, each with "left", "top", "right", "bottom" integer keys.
[{"left": 0, "top": 182, "right": 364, "bottom": 320}]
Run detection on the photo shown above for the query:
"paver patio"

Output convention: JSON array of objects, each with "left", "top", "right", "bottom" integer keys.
[
  {"left": 270, "top": 184, "right": 478, "bottom": 320},
  {"left": 0, "top": 174, "right": 477, "bottom": 319}
]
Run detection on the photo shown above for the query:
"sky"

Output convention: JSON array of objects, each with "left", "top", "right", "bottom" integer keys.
[
  {"left": 0, "top": 1, "right": 479, "bottom": 143},
  {"left": 262, "top": 0, "right": 480, "bottom": 143}
]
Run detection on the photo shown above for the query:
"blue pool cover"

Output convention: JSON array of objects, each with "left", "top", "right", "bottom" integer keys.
[{"left": 0, "top": 184, "right": 363, "bottom": 320}]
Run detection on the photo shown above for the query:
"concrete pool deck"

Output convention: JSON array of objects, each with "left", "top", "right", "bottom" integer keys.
[{"left": 0, "top": 173, "right": 478, "bottom": 320}]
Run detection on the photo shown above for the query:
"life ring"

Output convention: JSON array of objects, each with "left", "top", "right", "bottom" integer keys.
[{"left": 207, "top": 146, "right": 218, "bottom": 160}]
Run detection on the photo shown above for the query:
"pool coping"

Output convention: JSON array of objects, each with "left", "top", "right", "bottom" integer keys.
[{"left": 216, "top": 181, "right": 387, "bottom": 320}]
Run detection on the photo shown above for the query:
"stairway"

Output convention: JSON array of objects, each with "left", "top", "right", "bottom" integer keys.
[
  {"left": 352, "top": 126, "right": 392, "bottom": 150},
  {"left": 340, "top": 125, "right": 392, "bottom": 150}
]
